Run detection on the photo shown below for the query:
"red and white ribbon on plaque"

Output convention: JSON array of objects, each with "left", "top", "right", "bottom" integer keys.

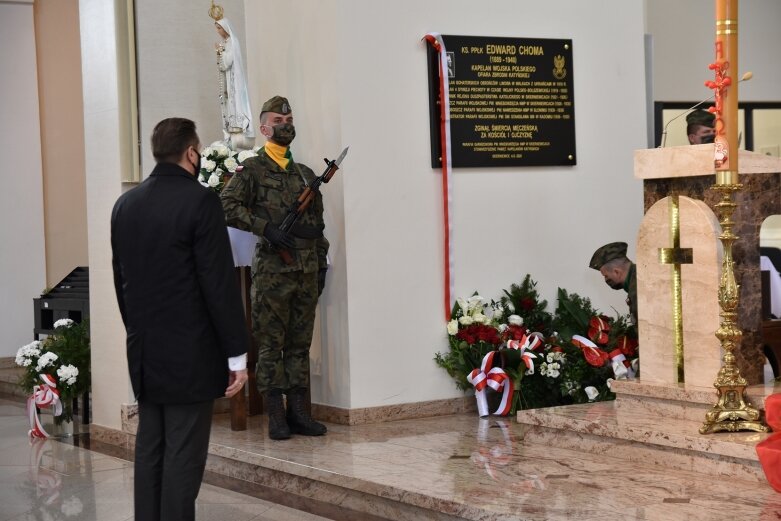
[
  {"left": 467, "top": 351, "right": 515, "bottom": 417},
  {"left": 27, "top": 374, "right": 62, "bottom": 439},
  {"left": 608, "top": 349, "right": 635, "bottom": 380},
  {"left": 572, "top": 335, "right": 609, "bottom": 368},
  {"left": 423, "top": 33, "right": 454, "bottom": 321}
]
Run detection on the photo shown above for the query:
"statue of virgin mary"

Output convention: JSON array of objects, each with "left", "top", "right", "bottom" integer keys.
[{"left": 212, "top": 10, "right": 254, "bottom": 150}]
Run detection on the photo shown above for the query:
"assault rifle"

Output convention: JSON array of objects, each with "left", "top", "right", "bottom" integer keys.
[{"left": 276, "top": 146, "right": 348, "bottom": 265}]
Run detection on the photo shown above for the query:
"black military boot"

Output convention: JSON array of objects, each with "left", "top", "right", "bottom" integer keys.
[
  {"left": 265, "top": 390, "right": 291, "bottom": 440},
  {"left": 286, "top": 388, "right": 327, "bottom": 436}
]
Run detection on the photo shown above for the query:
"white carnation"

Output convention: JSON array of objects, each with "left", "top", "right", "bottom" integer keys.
[
  {"left": 35, "top": 351, "right": 58, "bottom": 373},
  {"left": 472, "top": 313, "right": 488, "bottom": 324},
  {"left": 202, "top": 159, "right": 216, "bottom": 172},
  {"left": 57, "top": 364, "right": 79, "bottom": 386},
  {"left": 207, "top": 173, "right": 220, "bottom": 187},
  {"left": 237, "top": 149, "right": 256, "bottom": 162},
  {"left": 458, "top": 316, "right": 474, "bottom": 326},
  {"left": 223, "top": 157, "right": 238, "bottom": 173},
  {"left": 213, "top": 144, "right": 230, "bottom": 158},
  {"left": 201, "top": 146, "right": 214, "bottom": 158},
  {"left": 16, "top": 341, "right": 40, "bottom": 367},
  {"left": 53, "top": 318, "right": 74, "bottom": 329},
  {"left": 508, "top": 315, "right": 524, "bottom": 326},
  {"left": 446, "top": 320, "right": 459, "bottom": 336}
]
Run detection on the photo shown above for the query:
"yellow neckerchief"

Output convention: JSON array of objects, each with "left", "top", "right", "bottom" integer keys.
[{"left": 264, "top": 141, "right": 291, "bottom": 170}]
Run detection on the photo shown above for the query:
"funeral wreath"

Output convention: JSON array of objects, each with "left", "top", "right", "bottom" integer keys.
[
  {"left": 16, "top": 319, "right": 91, "bottom": 435},
  {"left": 435, "top": 275, "right": 638, "bottom": 416}
]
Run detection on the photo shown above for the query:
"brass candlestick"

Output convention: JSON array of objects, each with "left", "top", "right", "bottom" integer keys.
[{"left": 700, "top": 184, "right": 767, "bottom": 433}]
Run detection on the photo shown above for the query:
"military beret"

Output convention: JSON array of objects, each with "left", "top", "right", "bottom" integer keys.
[
  {"left": 589, "top": 242, "right": 628, "bottom": 270},
  {"left": 261, "top": 95, "right": 291, "bottom": 115},
  {"left": 686, "top": 109, "right": 714, "bottom": 127}
]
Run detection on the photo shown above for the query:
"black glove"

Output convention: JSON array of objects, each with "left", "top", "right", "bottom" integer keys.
[
  {"left": 317, "top": 268, "right": 327, "bottom": 296},
  {"left": 263, "top": 225, "right": 294, "bottom": 249}
]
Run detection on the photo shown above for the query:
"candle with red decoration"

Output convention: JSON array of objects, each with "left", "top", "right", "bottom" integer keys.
[{"left": 710, "top": 0, "right": 739, "bottom": 185}]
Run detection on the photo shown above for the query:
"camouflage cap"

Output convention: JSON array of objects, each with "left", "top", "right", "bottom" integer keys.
[
  {"left": 261, "top": 95, "right": 291, "bottom": 115},
  {"left": 686, "top": 109, "right": 714, "bottom": 127},
  {"left": 589, "top": 242, "right": 628, "bottom": 270}
]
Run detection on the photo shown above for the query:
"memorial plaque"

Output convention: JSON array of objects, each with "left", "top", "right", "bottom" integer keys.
[{"left": 427, "top": 35, "right": 576, "bottom": 168}]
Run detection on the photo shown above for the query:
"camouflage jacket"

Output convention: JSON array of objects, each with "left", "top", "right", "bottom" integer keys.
[
  {"left": 624, "top": 262, "right": 637, "bottom": 323},
  {"left": 220, "top": 149, "right": 328, "bottom": 274}
]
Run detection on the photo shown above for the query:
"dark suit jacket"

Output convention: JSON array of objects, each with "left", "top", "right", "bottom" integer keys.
[{"left": 111, "top": 162, "right": 248, "bottom": 404}]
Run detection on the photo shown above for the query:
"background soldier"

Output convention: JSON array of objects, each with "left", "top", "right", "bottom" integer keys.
[
  {"left": 221, "top": 96, "right": 329, "bottom": 440},
  {"left": 686, "top": 109, "right": 716, "bottom": 145},
  {"left": 589, "top": 241, "right": 637, "bottom": 323}
]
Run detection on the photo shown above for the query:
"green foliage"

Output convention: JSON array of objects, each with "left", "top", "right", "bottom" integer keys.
[
  {"left": 16, "top": 319, "right": 91, "bottom": 423},
  {"left": 435, "top": 275, "right": 637, "bottom": 415},
  {"left": 500, "top": 274, "right": 553, "bottom": 333}
]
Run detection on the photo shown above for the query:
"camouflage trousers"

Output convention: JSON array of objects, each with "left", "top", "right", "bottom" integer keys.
[{"left": 251, "top": 269, "right": 318, "bottom": 393}]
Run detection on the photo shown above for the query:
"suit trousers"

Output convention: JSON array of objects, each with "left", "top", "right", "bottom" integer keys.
[{"left": 134, "top": 399, "right": 214, "bottom": 521}]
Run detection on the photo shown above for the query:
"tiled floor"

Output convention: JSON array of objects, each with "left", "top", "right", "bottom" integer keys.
[
  {"left": 0, "top": 397, "right": 332, "bottom": 521},
  {"left": 5, "top": 390, "right": 781, "bottom": 520},
  {"left": 203, "top": 404, "right": 781, "bottom": 521}
]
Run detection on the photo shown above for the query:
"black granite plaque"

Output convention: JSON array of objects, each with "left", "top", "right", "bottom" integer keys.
[{"left": 427, "top": 35, "right": 576, "bottom": 168}]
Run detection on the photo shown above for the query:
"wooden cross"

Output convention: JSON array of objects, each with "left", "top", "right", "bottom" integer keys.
[{"left": 658, "top": 195, "right": 694, "bottom": 383}]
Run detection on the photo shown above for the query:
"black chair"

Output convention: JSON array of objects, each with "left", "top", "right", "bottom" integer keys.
[{"left": 761, "top": 247, "right": 781, "bottom": 274}]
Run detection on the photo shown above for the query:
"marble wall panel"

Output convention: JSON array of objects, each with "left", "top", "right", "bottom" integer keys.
[{"left": 644, "top": 172, "right": 781, "bottom": 383}]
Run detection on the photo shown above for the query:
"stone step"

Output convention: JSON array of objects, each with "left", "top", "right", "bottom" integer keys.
[
  {"left": 516, "top": 400, "right": 770, "bottom": 482},
  {"left": 610, "top": 378, "right": 778, "bottom": 422},
  {"left": 0, "top": 367, "right": 27, "bottom": 399}
]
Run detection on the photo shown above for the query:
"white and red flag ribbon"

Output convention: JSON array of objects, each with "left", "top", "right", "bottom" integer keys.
[
  {"left": 507, "top": 335, "right": 540, "bottom": 375},
  {"left": 467, "top": 351, "right": 515, "bottom": 417},
  {"left": 423, "top": 33, "right": 454, "bottom": 321},
  {"left": 608, "top": 349, "right": 636, "bottom": 380},
  {"left": 572, "top": 334, "right": 609, "bottom": 368},
  {"left": 27, "top": 374, "right": 62, "bottom": 439}
]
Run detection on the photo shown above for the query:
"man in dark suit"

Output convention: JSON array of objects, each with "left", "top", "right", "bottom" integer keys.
[{"left": 111, "top": 117, "right": 249, "bottom": 521}]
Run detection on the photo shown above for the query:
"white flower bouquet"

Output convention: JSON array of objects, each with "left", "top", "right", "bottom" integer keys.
[
  {"left": 16, "top": 319, "right": 90, "bottom": 426},
  {"left": 198, "top": 142, "right": 261, "bottom": 193}
]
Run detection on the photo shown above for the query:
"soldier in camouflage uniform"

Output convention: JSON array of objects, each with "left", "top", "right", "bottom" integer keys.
[
  {"left": 589, "top": 242, "right": 637, "bottom": 323},
  {"left": 221, "top": 96, "right": 329, "bottom": 440}
]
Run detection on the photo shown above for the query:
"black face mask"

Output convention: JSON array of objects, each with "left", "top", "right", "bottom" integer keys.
[
  {"left": 700, "top": 133, "right": 715, "bottom": 144},
  {"left": 190, "top": 148, "right": 201, "bottom": 175},
  {"left": 270, "top": 123, "right": 296, "bottom": 146}
]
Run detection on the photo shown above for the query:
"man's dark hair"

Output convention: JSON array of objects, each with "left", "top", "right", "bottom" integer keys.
[
  {"left": 686, "top": 122, "right": 706, "bottom": 136},
  {"left": 151, "top": 118, "right": 199, "bottom": 163}
]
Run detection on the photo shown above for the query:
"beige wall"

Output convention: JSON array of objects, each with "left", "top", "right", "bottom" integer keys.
[
  {"left": 135, "top": 0, "right": 247, "bottom": 176},
  {"left": 34, "top": 0, "right": 88, "bottom": 287},
  {"left": 646, "top": 0, "right": 781, "bottom": 102},
  {"left": 0, "top": 0, "right": 47, "bottom": 358},
  {"left": 246, "top": 0, "right": 648, "bottom": 409}
]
